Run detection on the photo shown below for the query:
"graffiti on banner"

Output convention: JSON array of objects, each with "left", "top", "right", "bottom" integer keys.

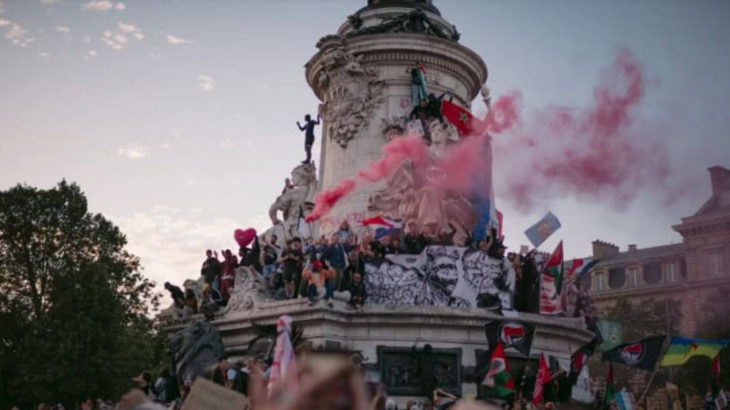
[{"left": 364, "top": 246, "right": 514, "bottom": 309}]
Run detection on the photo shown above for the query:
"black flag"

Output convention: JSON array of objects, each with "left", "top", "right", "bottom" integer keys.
[
  {"left": 485, "top": 320, "right": 535, "bottom": 357},
  {"left": 569, "top": 338, "right": 597, "bottom": 385},
  {"left": 601, "top": 335, "right": 665, "bottom": 370}
]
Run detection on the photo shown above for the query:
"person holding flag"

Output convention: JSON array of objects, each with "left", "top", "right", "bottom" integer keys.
[{"left": 410, "top": 60, "right": 427, "bottom": 105}]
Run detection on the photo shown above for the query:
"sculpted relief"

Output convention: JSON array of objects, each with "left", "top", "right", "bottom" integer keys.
[{"left": 315, "top": 36, "right": 385, "bottom": 148}]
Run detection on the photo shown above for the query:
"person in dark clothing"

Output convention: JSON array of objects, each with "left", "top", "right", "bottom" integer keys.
[
  {"left": 348, "top": 273, "right": 366, "bottom": 310},
  {"left": 297, "top": 113, "right": 321, "bottom": 164},
  {"left": 211, "top": 356, "right": 228, "bottom": 386},
  {"left": 409, "top": 98, "right": 431, "bottom": 144},
  {"left": 411, "top": 343, "right": 437, "bottom": 402},
  {"left": 280, "top": 239, "right": 302, "bottom": 299},
  {"left": 200, "top": 249, "right": 221, "bottom": 288},
  {"left": 164, "top": 282, "right": 185, "bottom": 308},
  {"left": 518, "top": 252, "right": 539, "bottom": 313},
  {"left": 323, "top": 234, "right": 347, "bottom": 291},
  {"left": 241, "top": 236, "right": 263, "bottom": 273}
]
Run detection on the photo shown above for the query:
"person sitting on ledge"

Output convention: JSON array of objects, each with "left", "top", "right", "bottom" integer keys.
[
  {"left": 303, "top": 259, "right": 334, "bottom": 307},
  {"left": 348, "top": 272, "right": 366, "bottom": 311}
]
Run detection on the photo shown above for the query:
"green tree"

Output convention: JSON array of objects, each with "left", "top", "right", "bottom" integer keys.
[{"left": 0, "top": 181, "right": 163, "bottom": 408}]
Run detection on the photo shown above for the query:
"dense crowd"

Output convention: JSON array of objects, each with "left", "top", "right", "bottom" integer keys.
[{"left": 164, "top": 219, "right": 596, "bottom": 327}]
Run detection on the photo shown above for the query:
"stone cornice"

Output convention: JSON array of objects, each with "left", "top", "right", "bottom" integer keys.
[
  {"left": 590, "top": 275, "right": 730, "bottom": 301},
  {"left": 672, "top": 215, "right": 730, "bottom": 237},
  {"left": 305, "top": 33, "right": 487, "bottom": 102}
]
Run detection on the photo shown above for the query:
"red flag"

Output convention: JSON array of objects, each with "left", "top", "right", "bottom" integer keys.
[
  {"left": 497, "top": 209, "right": 503, "bottom": 238},
  {"left": 540, "top": 241, "right": 564, "bottom": 315},
  {"left": 713, "top": 354, "right": 721, "bottom": 384},
  {"left": 532, "top": 353, "right": 551, "bottom": 405},
  {"left": 441, "top": 100, "right": 486, "bottom": 136}
]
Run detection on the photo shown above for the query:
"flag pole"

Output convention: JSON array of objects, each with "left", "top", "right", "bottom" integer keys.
[{"left": 638, "top": 368, "right": 658, "bottom": 405}]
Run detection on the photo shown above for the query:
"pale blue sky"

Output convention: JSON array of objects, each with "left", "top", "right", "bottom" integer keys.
[{"left": 1, "top": 0, "right": 729, "bottom": 303}]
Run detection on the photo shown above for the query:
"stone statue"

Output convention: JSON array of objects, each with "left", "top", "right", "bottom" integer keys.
[
  {"left": 346, "top": 9, "right": 456, "bottom": 42},
  {"left": 265, "top": 162, "right": 317, "bottom": 244},
  {"left": 168, "top": 321, "right": 225, "bottom": 385},
  {"left": 224, "top": 266, "right": 273, "bottom": 314}
]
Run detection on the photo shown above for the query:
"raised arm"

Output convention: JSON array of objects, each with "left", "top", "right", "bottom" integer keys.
[
  {"left": 315, "top": 114, "right": 321, "bottom": 125},
  {"left": 297, "top": 121, "right": 305, "bottom": 131}
]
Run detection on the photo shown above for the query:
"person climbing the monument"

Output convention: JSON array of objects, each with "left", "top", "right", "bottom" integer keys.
[
  {"left": 296, "top": 113, "right": 321, "bottom": 164},
  {"left": 409, "top": 98, "right": 432, "bottom": 144},
  {"left": 164, "top": 282, "right": 185, "bottom": 320},
  {"left": 280, "top": 238, "right": 303, "bottom": 299},
  {"left": 409, "top": 60, "right": 427, "bottom": 105},
  {"left": 348, "top": 272, "right": 366, "bottom": 311},
  {"left": 261, "top": 234, "right": 281, "bottom": 283},
  {"left": 200, "top": 249, "right": 221, "bottom": 291}
]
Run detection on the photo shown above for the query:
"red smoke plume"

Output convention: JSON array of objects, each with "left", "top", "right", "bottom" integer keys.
[
  {"left": 306, "top": 178, "right": 356, "bottom": 222},
  {"left": 495, "top": 49, "right": 671, "bottom": 209},
  {"left": 357, "top": 136, "right": 430, "bottom": 182}
]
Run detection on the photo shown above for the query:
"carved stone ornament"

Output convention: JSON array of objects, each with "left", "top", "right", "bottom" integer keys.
[
  {"left": 224, "top": 266, "right": 273, "bottom": 314},
  {"left": 317, "top": 36, "right": 385, "bottom": 148},
  {"left": 380, "top": 116, "right": 407, "bottom": 141},
  {"left": 346, "top": 9, "right": 458, "bottom": 42}
]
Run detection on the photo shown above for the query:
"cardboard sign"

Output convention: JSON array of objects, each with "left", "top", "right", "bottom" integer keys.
[{"left": 182, "top": 377, "right": 249, "bottom": 410}]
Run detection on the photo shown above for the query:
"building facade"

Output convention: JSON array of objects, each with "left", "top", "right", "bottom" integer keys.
[{"left": 587, "top": 166, "right": 730, "bottom": 335}]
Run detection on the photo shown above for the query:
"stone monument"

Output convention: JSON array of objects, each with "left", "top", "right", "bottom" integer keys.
[
  {"left": 163, "top": 1, "right": 596, "bottom": 405},
  {"left": 305, "top": 0, "right": 487, "bottom": 237}
]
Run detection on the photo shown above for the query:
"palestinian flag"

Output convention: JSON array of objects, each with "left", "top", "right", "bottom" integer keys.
[
  {"left": 532, "top": 353, "right": 551, "bottom": 405},
  {"left": 602, "top": 362, "right": 616, "bottom": 409},
  {"left": 659, "top": 337, "right": 730, "bottom": 367},
  {"left": 601, "top": 335, "right": 665, "bottom": 371},
  {"left": 570, "top": 338, "right": 597, "bottom": 385},
  {"left": 482, "top": 342, "right": 515, "bottom": 397},
  {"left": 539, "top": 241, "right": 564, "bottom": 315}
]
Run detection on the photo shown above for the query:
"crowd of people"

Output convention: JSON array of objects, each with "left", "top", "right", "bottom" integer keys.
[{"left": 164, "top": 219, "right": 597, "bottom": 325}]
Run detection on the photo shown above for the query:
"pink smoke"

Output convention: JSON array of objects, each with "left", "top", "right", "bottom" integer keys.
[
  {"left": 358, "top": 136, "right": 430, "bottom": 182},
  {"left": 495, "top": 49, "right": 671, "bottom": 210},
  {"left": 305, "top": 178, "right": 356, "bottom": 222}
]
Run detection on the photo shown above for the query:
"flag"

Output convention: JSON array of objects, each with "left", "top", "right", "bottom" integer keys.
[
  {"left": 571, "top": 365, "right": 595, "bottom": 404},
  {"left": 485, "top": 320, "right": 535, "bottom": 357},
  {"left": 540, "top": 241, "right": 564, "bottom": 315},
  {"left": 660, "top": 337, "right": 730, "bottom": 367},
  {"left": 469, "top": 134, "right": 497, "bottom": 242},
  {"left": 524, "top": 212, "right": 561, "bottom": 249},
  {"left": 417, "top": 63, "right": 427, "bottom": 100},
  {"left": 482, "top": 342, "right": 515, "bottom": 397},
  {"left": 297, "top": 206, "right": 312, "bottom": 239},
  {"left": 713, "top": 354, "right": 721, "bottom": 384},
  {"left": 602, "top": 363, "right": 616, "bottom": 410},
  {"left": 616, "top": 389, "right": 635, "bottom": 410},
  {"left": 361, "top": 215, "right": 402, "bottom": 240},
  {"left": 567, "top": 257, "right": 598, "bottom": 277},
  {"left": 268, "top": 315, "right": 298, "bottom": 397},
  {"left": 532, "top": 353, "right": 550, "bottom": 405},
  {"left": 570, "top": 339, "right": 597, "bottom": 385},
  {"left": 441, "top": 100, "right": 487, "bottom": 136},
  {"left": 601, "top": 335, "right": 665, "bottom": 371},
  {"left": 597, "top": 320, "right": 623, "bottom": 351}
]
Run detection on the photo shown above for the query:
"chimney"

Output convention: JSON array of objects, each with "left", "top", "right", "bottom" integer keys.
[
  {"left": 628, "top": 244, "right": 638, "bottom": 252},
  {"left": 592, "top": 240, "right": 619, "bottom": 259},
  {"left": 708, "top": 166, "right": 730, "bottom": 196}
]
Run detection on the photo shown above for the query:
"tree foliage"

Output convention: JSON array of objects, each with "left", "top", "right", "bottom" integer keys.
[{"left": 0, "top": 181, "right": 163, "bottom": 408}]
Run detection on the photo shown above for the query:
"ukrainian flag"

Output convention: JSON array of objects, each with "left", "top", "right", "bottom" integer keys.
[{"left": 659, "top": 337, "right": 729, "bottom": 367}]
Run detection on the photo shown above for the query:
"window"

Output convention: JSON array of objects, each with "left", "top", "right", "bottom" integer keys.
[
  {"left": 644, "top": 262, "right": 662, "bottom": 285},
  {"left": 709, "top": 251, "right": 725, "bottom": 277},
  {"left": 608, "top": 267, "right": 626, "bottom": 289},
  {"left": 593, "top": 271, "right": 606, "bottom": 292},
  {"left": 664, "top": 262, "right": 679, "bottom": 283},
  {"left": 627, "top": 266, "right": 640, "bottom": 288}
]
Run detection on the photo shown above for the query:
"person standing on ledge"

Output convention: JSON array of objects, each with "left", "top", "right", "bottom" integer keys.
[{"left": 296, "top": 113, "right": 320, "bottom": 164}]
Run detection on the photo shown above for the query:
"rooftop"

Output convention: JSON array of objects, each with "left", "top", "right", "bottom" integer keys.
[{"left": 594, "top": 243, "right": 684, "bottom": 267}]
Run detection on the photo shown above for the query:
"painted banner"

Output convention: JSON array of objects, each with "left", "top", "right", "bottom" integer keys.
[
  {"left": 364, "top": 246, "right": 515, "bottom": 310},
  {"left": 524, "top": 211, "right": 561, "bottom": 248},
  {"left": 597, "top": 320, "right": 623, "bottom": 351}
]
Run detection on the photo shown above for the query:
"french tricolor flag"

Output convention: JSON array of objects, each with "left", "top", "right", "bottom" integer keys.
[
  {"left": 361, "top": 216, "right": 403, "bottom": 240},
  {"left": 566, "top": 257, "right": 598, "bottom": 278}
]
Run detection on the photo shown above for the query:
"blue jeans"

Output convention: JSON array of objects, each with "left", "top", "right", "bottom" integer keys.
[
  {"left": 308, "top": 280, "right": 333, "bottom": 302},
  {"left": 263, "top": 264, "right": 275, "bottom": 278}
]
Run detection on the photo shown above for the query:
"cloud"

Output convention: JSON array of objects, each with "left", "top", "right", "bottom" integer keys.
[
  {"left": 40, "top": 0, "right": 62, "bottom": 4},
  {"left": 83, "top": 0, "right": 113, "bottom": 10},
  {"left": 87, "top": 49, "right": 97, "bottom": 56},
  {"left": 117, "top": 22, "right": 137, "bottom": 33},
  {"left": 117, "top": 143, "right": 150, "bottom": 159},
  {"left": 197, "top": 75, "right": 214, "bottom": 92},
  {"left": 2, "top": 20, "right": 33, "bottom": 47},
  {"left": 113, "top": 205, "right": 259, "bottom": 308},
  {"left": 113, "top": 33, "right": 127, "bottom": 44},
  {"left": 133, "top": 32, "right": 143, "bottom": 40},
  {"left": 115, "top": 2, "right": 124, "bottom": 10},
  {"left": 164, "top": 34, "right": 189, "bottom": 45},
  {"left": 159, "top": 142, "right": 171, "bottom": 150},
  {"left": 55, "top": 25, "right": 70, "bottom": 33},
  {"left": 218, "top": 139, "right": 236, "bottom": 151},
  {"left": 36, "top": 51, "right": 50, "bottom": 58}
]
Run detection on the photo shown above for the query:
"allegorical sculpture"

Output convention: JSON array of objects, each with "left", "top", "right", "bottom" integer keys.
[
  {"left": 315, "top": 36, "right": 385, "bottom": 147},
  {"left": 265, "top": 162, "right": 317, "bottom": 244},
  {"left": 168, "top": 321, "right": 225, "bottom": 385}
]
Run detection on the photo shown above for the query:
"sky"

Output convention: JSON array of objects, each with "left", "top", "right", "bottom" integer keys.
[{"left": 1, "top": 0, "right": 729, "bottom": 308}]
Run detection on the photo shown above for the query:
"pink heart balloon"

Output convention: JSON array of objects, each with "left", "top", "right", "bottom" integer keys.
[{"left": 234, "top": 228, "right": 256, "bottom": 248}]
